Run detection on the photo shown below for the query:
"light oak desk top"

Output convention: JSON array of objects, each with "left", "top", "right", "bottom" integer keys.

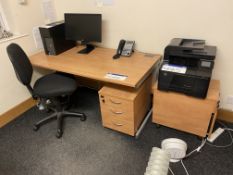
[{"left": 30, "top": 46, "right": 161, "bottom": 88}]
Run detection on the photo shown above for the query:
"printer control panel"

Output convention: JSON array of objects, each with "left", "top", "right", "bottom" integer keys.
[{"left": 200, "top": 61, "right": 212, "bottom": 68}]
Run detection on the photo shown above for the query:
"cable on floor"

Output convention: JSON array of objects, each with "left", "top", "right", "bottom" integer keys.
[
  {"left": 184, "top": 138, "right": 207, "bottom": 159},
  {"left": 206, "top": 120, "right": 233, "bottom": 148},
  {"left": 181, "top": 160, "right": 190, "bottom": 175},
  {"left": 170, "top": 138, "right": 207, "bottom": 175},
  {"left": 169, "top": 120, "right": 232, "bottom": 175},
  {"left": 225, "top": 128, "right": 233, "bottom": 132},
  {"left": 169, "top": 167, "right": 175, "bottom": 175}
]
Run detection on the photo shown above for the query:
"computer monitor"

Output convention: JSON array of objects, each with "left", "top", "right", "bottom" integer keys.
[{"left": 65, "top": 13, "right": 102, "bottom": 54}]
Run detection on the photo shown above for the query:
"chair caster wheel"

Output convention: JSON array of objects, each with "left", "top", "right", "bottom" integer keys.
[
  {"left": 56, "top": 130, "right": 63, "bottom": 138},
  {"left": 33, "top": 125, "right": 39, "bottom": 131},
  {"left": 80, "top": 115, "right": 87, "bottom": 121}
]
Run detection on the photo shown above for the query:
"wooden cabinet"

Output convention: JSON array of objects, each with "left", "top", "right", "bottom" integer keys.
[
  {"left": 99, "top": 76, "right": 152, "bottom": 136},
  {"left": 152, "top": 80, "right": 220, "bottom": 137}
]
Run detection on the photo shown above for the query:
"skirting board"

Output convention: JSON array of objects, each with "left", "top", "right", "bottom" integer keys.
[
  {"left": 218, "top": 108, "right": 233, "bottom": 123},
  {"left": 0, "top": 98, "right": 232, "bottom": 128},
  {"left": 0, "top": 98, "right": 36, "bottom": 128}
]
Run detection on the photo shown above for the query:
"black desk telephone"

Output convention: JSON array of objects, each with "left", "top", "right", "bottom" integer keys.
[{"left": 113, "top": 40, "right": 135, "bottom": 59}]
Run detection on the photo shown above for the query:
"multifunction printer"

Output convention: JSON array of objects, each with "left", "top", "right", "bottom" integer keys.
[{"left": 158, "top": 38, "right": 217, "bottom": 98}]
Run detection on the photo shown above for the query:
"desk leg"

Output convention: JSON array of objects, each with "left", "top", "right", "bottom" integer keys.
[{"left": 135, "top": 108, "right": 152, "bottom": 139}]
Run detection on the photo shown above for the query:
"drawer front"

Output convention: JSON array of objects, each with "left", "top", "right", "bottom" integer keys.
[
  {"left": 100, "top": 95, "right": 132, "bottom": 108},
  {"left": 102, "top": 115, "right": 135, "bottom": 136},
  {"left": 101, "top": 107, "right": 134, "bottom": 122},
  {"left": 99, "top": 95, "right": 134, "bottom": 120}
]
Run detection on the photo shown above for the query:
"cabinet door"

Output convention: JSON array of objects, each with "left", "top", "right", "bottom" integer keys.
[{"left": 153, "top": 90, "right": 215, "bottom": 137}]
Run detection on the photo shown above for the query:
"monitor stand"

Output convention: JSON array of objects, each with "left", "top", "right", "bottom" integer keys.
[{"left": 78, "top": 44, "right": 95, "bottom": 54}]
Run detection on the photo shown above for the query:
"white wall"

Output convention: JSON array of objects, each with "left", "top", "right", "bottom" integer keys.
[
  {"left": 1, "top": 0, "right": 232, "bottom": 114},
  {"left": 0, "top": 0, "right": 45, "bottom": 114},
  {"left": 54, "top": 0, "right": 233, "bottom": 109}
]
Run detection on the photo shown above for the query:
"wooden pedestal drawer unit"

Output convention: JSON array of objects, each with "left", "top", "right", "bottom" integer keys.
[
  {"left": 153, "top": 80, "right": 220, "bottom": 137},
  {"left": 99, "top": 77, "right": 151, "bottom": 136}
]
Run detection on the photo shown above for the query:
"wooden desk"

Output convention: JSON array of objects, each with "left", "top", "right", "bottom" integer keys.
[
  {"left": 30, "top": 46, "right": 161, "bottom": 136},
  {"left": 30, "top": 46, "right": 161, "bottom": 88}
]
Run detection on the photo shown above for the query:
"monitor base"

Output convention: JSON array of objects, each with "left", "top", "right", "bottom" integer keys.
[{"left": 78, "top": 44, "right": 95, "bottom": 54}]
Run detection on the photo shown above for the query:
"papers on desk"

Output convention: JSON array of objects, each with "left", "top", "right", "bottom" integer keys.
[
  {"left": 105, "top": 73, "right": 128, "bottom": 81},
  {"left": 161, "top": 64, "right": 187, "bottom": 74}
]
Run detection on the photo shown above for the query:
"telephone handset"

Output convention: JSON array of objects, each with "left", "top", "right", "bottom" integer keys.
[{"left": 113, "top": 40, "right": 135, "bottom": 59}]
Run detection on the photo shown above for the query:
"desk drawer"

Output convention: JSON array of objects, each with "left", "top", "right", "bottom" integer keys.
[
  {"left": 101, "top": 95, "right": 132, "bottom": 109},
  {"left": 101, "top": 107, "right": 134, "bottom": 122},
  {"left": 102, "top": 115, "right": 134, "bottom": 136},
  {"left": 99, "top": 95, "right": 134, "bottom": 120}
]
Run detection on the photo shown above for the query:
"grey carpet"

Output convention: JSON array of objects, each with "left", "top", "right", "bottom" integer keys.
[{"left": 0, "top": 87, "right": 233, "bottom": 175}]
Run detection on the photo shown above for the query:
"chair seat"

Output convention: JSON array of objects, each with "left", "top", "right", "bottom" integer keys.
[{"left": 33, "top": 73, "right": 77, "bottom": 98}]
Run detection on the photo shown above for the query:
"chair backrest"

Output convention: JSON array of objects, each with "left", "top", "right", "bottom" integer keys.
[{"left": 7, "top": 43, "right": 33, "bottom": 86}]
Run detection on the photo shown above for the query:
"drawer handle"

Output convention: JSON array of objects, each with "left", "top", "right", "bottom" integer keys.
[
  {"left": 110, "top": 109, "right": 123, "bottom": 115},
  {"left": 110, "top": 99, "right": 122, "bottom": 104},
  {"left": 113, "top": 123, "right": 124, "bottom": 126}
]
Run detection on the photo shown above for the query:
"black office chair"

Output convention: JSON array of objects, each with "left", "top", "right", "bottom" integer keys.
[{"left": 7, "top": 43, "right": 86, "bottom": 138}]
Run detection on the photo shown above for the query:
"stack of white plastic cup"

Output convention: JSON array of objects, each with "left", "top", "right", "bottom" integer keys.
[{"left": 144, "top": 147, "right": 171, "bottom": 175}]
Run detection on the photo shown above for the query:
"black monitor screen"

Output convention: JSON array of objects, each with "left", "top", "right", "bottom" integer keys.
[{"left": 65, "top": 13, "right": 102, "bottom": 43}]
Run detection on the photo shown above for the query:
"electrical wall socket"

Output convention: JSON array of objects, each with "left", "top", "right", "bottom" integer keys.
[{"left": 226, "top": 95, "right": 233, "bottom": 105}]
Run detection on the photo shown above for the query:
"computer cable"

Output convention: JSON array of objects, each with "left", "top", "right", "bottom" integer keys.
[
  {"left": 167, "top": 120, "right": 232, "bottom": 175},
  {"left": 181, "top": 159, "right": 190, "bottom": 175},
  {"left": 169, "top": 167, "right": 175, "bottom": 175},
  {"left": 225, "top": 128, "right": 233, "bottom": 132},
  {"left": 168, "top": 138, "right": 207, "bottom": 175},
  {"left": 184, "top": 138, "right": 207, "bottom": 159}
]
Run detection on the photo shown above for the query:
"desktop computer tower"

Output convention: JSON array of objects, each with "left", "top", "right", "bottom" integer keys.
[{"left": 39, "top": 21, "right": 76, "bottom": 55}]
